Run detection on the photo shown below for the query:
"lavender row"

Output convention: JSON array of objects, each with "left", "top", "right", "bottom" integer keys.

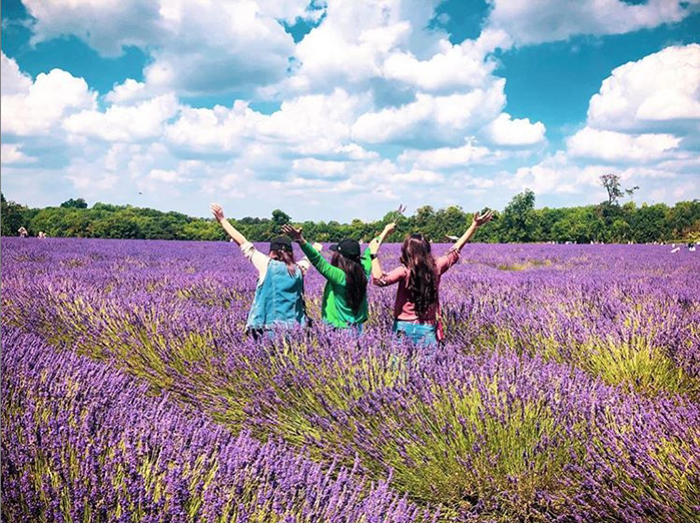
[
  {"left": 1, "top": 326, "right": 433, "bottom": 523},
  {"left": 4, "top": 237, "right": 698, "bottom": 397}
]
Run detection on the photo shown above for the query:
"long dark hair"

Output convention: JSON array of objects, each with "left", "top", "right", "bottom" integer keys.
[
  {"left": 331, "top": 252, "right": 367, "bottom": 314},
  {"left": 270, "top": 249, "right": 298, "bottom": 276},
  {"left": 400, "top": 233, "right": 438, "bottom": 317}
]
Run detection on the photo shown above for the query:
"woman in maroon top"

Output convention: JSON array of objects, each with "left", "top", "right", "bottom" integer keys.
[{"left": 370, "top": 210, "right": 493, "bottom": 346}]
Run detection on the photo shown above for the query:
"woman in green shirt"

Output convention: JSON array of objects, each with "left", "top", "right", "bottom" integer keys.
[{"left": 282, "top": 223, "right": 395, "bottom": 329}]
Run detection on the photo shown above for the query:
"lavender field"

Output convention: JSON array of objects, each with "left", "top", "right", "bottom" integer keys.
[{"left": 2, "top": 237, "right": 699, "bottom": 522}]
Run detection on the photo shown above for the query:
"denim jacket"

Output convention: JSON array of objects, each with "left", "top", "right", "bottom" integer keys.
[{"left": 246, "top": 259, "right": 306, "bottom": 330}]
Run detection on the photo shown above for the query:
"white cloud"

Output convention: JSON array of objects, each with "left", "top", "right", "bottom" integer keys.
[
  {"left": 65, "top": 95, "right": 180, "bottom": 142},
  {"left": 292, "top": 158, "right": 348, "bottom": 179},
  {"left": 390, "top": 168, "right": 445, "bottom": 184},
  {"left": 398, "top": 140, "right": 492, "bottom": 169},
  {"left": 1, "top": 67, "right": 96, "bottom": 136},
  {"left": 1, "top": 53, "right": 32, "bottom": 95},
  {"left": 352, "top": 82, "right": 506, "bottom": 145},
  {"left": 382, "top": 31, "right": 508, "bottom": 92},
  {"left": 147, "top": 169, "right": 181, "bottom": 183},
  {"left": 23, "top": 0, "right": 299, "bottom": 95},
  {"left": 484, "top": 113, "right": 546, "bottom": 146},
  {"left": 567, "top": 128, "right": 681, "bottom": 162},
  {"left": 587, "top": 44, "right": 700, "bottom": 133},
  {"left": 105, "top": 79, "right": 151, "bottom": 105},
  {"left": 559, "top": 44, "right": 700, "bottom": 168},
  {"left": 485, "top": 0, "right": 697, "bottom": 45},
  {"left": 280, "top": 0, "right": 442, "bottom": 94},
  {"left": 165, "top": 89, "right": 369, "bottom": 157},
  {"left": 164, "top": 101, "right": 261, "bottom": 153},
  {"left": 503, "top": 152, "right": 585, "bottom": 195},
  {"left": 1, "top": 144, "right": 37, "bottom": 164}
]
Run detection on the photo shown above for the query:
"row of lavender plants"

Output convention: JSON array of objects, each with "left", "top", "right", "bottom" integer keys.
[
  {"left": 2, "top": 326, "right": 432, "bottom": 522},
  {"left": 3, "top": 237, "right": 699, "bottom": 521}
]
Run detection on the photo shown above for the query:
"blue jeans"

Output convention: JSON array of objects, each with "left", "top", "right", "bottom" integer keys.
[{"left": 392, "top": 320, "right": 438, "bottom": 347}]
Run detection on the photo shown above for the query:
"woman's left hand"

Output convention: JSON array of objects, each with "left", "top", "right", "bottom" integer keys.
[{"left": 281, "top": 224, "right": 304, "bottom": 242}]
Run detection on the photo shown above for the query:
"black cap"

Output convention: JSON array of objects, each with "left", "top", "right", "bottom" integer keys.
[
  {"left": 329, "top": 239, "right": 360, "bottom": 259},
  {"left": 270, "top": 236, "right": 293, "bottom": 253}
]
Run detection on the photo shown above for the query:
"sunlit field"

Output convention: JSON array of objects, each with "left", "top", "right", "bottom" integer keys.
[{"left": 2, "top": 237, "right": 699, "bottom": 522}]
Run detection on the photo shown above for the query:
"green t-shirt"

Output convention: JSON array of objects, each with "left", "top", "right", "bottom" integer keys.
[{"left": 300, "top": 241, "right": 372, "bottom": 328}]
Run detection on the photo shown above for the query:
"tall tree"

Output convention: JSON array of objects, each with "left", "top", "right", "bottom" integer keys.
[
  {"left": 600, "top": 173, "right": 624, "bottom": 205},
  {"left": 499, "top": 189, "right": 536, "bottom": 242},
  {"left": 1, "top": 193, "right": 30, "bottom": 236},
  {"left": 60, "top": 198, "right": 88, "bottom": 209}
]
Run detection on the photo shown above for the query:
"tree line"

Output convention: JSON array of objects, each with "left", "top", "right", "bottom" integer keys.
[{"left": 2, "top": 191, "right": 699, "bottom": 244}]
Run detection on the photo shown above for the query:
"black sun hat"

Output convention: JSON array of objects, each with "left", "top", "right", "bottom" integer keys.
[
  {"left": 269, "top": 236, "right": 293, "bottom": 253},
  {"left": 329, "top": 238, "right": 361, "bottom": 259}
]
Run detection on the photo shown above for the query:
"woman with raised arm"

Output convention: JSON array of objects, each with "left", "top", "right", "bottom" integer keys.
[
  {"left": 211, "top": 203, "right": 319, "bottom": 338},
  {"left": 370, "top": 210, "right": 493, "bottom": 346},
  {"left": 282, "top": 223, "right": 396, "bottom": 331}
]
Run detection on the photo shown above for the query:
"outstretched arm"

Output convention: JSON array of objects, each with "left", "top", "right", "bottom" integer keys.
[
  {"left": 452, "top": 210, "right": 494, "bottom": 252},
  {"left": 211, "top": 203, "right": 247, "bottom": 246},
  {"left": 368, "top": 222, "right": 396, "bottom": 278},
  {"left": 282, "top": 224, "right": 346, "bottom": 284},
  {"left": 368, "top": 222, "right": 396, "bottom": 254}
]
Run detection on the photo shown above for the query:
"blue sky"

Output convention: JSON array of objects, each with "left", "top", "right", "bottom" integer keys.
[{"left": 2, "top": 0, "right": 699, "bottom": 222}]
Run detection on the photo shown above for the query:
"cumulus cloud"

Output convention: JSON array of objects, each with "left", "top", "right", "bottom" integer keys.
[
  {"left": 560, "top": 44, "right": 700, "bottom": 168},
  {"left": 65, "top": 95, "right": 180, "bottom": 142},
  {"left": 352, "top": 82, "right": 507, "bottom": 146},
  {"left": 1, "top": 53, "right": 32, "bottom": 95},
  {"left": 398, "top": 140, "right": 492, "bottom": 169},
  {"left": 567, "top": 128, "right": 681, "bottom": 162},
  {"left": 485, "top": 0, "right": 698, "bottom": 45},
  {"left": 23, "top": 0, "right": 301, "bottom": 95},
  {"left": 484, "top": 113, "right": 546, "bottom": 147},
  {"left": 292, "top": 158, "right": 348, "bottom": 179},
  {"left": 1, "top": 144, "right": 37, "bottom": 164},
  {"left": 1, "top": 64, "right": 96, "bottom": 136},
  {"left": 381, "top": 29, "right": 510, "bottom": 93},
  {"left": 165, "top": 89, "right": 369, "bottom": 157},
  {"left": 587, "top": 44, "right": 700, "bottom": 133},
  {"left": 280, "top": 0, "right": 442, "bottom": 94}
]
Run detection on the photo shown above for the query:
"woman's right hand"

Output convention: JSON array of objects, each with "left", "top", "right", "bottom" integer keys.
[
  {"left": 210, "top": 203, "right": 225, "bottom": 222},
  {"left": 472, "top": 209, "right": 494, "bottom": 227},
  {"left": 383, "top": 222, "right": 397, "bottom": 235}
]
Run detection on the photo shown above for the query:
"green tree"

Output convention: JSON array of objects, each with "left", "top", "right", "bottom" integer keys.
[
  {"left": 60, "top": 198, "right": 88, "bottom": 209},
  {"left": 1, "top": 193, "right": 30, "bottom": 236},
  {"left": 499, "top": 189, "right": 537, "bottom": 242},
  {"left": 632, "top": 203, "right": 670, "bottom": 243},
  {"left": 271, "top": 209, "right": 291, "bottom": 227}
]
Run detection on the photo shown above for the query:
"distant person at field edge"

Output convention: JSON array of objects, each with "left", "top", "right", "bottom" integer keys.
[
  {"left": 282, "top": 222, "right": 395, "bottom": 332},
  {"left": 370, "top": 209, "right": 494, "bottom": 348},
  {"left": 38, "top": 231, "right": 46, "bottom": 239},
  {"left": 18, "top": 226, "right": 27, "bottom": 238},
  {"left": 211, "top": 203, "right": 318, "bottom": 339}
]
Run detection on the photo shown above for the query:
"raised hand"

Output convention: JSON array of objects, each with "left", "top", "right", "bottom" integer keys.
[
  {"left": 281, "top": 224, "right": 304, "bottom": 242},
  {"left": 383, "top": 222, "right": 397, "bottom": 235},
  {"left": 210, "top": 203, "right": 225, "bottom": 222},
  {"left": 473, "top": 209, "right": 494, "bottom": 227}
]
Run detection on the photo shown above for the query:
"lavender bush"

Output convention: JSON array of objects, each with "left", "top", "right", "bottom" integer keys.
[
  {"left": 2, "top": 237, "right": 699, "bottom": 521},
  {"left": 2, "top": 326, "right": 433, "bottom": 522}
]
